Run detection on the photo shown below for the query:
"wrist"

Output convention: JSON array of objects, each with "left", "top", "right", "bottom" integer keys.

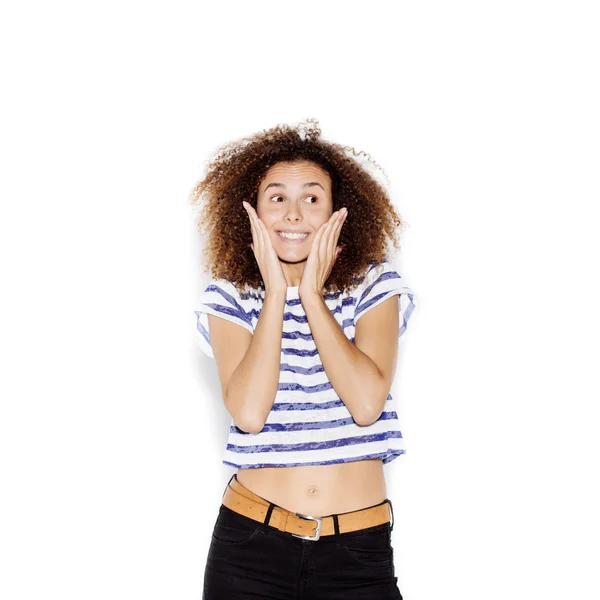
[
  {"left": 298, "top": 286, "right": 323, "bottom": 303},
  {"left": 264, "top": 288, "right": 287, "bottom": 302}
]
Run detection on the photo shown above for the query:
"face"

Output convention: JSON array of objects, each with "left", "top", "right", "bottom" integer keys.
[{"left": 256, "top": 160, "right": 334, "bottom": 264}]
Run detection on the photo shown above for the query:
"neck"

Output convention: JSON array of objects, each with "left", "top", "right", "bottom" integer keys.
[{"left": 280, "top": 260, "right": 305, "bottom": 287}]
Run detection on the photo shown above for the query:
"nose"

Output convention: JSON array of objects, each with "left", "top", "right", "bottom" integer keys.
[{"left": 285, "top": 205, "right": 302, "bottom": 223}]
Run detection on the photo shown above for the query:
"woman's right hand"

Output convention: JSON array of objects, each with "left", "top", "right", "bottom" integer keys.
[{"left": 242, "top": 201, "right": 288, "bottom": 296}]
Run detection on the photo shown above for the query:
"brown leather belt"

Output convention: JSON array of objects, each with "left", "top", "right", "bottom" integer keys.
[{"left": 222, "top": 475, "right": 393, "bottom": 541}]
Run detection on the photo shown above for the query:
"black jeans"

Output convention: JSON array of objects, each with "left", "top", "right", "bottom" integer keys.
[{"left": 203, "top": 477, "right": 403, "bottom": 599}]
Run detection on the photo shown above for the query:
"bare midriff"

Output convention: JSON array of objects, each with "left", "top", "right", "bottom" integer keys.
[{"left": 235, "top": 458, "right": 387, "bottom": 517}]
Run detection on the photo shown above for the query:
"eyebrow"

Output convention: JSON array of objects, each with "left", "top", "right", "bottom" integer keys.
[{"left": 263, "top": 182, "right": 325, "bottom": 192}]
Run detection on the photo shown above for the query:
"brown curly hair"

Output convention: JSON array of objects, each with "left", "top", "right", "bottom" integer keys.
[{"left": 189, "top": 118, "right": 407, "bottom": 295}]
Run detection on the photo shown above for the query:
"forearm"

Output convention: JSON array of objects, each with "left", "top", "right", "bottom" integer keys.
[
  {"left": 301, "top": 291, "right": 386, "bottom": 425},
  {"left": 225, "top": 290, "right": 285, "bottom": 433}
]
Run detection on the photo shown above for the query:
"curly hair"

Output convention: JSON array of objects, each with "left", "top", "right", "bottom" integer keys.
[{"left": 189, "top": 118, "right": 407, "bottom": 295}]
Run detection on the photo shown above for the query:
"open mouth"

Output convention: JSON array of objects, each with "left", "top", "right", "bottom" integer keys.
[{"left": 276, "top": 231, "right": 310, "bottom": 242}]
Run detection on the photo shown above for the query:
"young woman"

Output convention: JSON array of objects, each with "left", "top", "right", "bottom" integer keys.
[{"left": 191, "top": 119, "right": 417, "bottom": 599}]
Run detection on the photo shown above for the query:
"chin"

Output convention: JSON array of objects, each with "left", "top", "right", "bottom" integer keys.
[
  {"left": 278, "top": 254, "right": 309, "bottom": 265},
  {"left": 272, "top": 237, "right": 312, "bottom": 260}
]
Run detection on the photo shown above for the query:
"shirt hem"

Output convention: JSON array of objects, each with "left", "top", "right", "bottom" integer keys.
[{"left": 222, "top": 449, "right": 406, "bottom": 469}]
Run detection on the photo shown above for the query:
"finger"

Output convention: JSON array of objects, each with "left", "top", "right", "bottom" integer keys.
[
  {"left": 322, "top": 211, "right": 340, "bottom": 263},
  {"left": 245, "top": 203, "right": 265, "bottom": 253},
  {"left": 244, "top": 203, "right": 259, "bottom": 253},
  {"left": 247, "top": 207, "right": 263, "bottom": 261},
  {"left": 334, "top": 208, "right": 347, "bottom": 236},
  {"left": 242, "top": 201, "right": 253, "bottom": 237},
  {"left": 304, "top": 223, "right": 321, "bottom": 267},
  {"left": 331, "top": 208, "right": 347, "bottom": 247},
  {"left": 313, "top": 220, "right": 329, "bottom": 261},
  {"left": 322, "top": 210, "right": 339, "bottom": 261},
  {"left": 254, "top": 213, "right": 268, "bottom": 257},
  {"left": 312, "top": 220, "right": 327, "bottom": 248},
  {"left": 247, "top": 203, "right": 264, "bottom": 257},
  {"left": 333, "top": 247, "right": 342, "bottom": 269},
  {"left": 326, "top": 212, "right": 340, "bottom": 258},
  {"left": 257, "top": 217, "right": 274, "bottom": 256},
  {"left": 329, "top": 210, "right": 345, "bottom": 258}
]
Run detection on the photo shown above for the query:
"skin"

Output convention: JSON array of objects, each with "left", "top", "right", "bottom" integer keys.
[
  {"left": 243, "top": 160, "right": 345, "bottom": 292},
  {"left": 236, "top": 160, "right": 389, "bottom": 516}
]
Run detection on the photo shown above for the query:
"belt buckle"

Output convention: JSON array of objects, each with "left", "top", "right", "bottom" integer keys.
[{"left": 291, "top": 513, "right": 323, "bottom": 541}]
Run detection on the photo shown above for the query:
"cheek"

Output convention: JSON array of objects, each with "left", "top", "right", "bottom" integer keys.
[
  {"left": 256, "top": 211, "right": 277, "bottom": 228},
  {"left": 265, "top": 217, "right": 280, "bottom": 232},
  {"left": 317, "top": 206, "right": 333, "bottom": 224},
  {"left": 314, "top": 215, "right": 331, "bottom": 231}
]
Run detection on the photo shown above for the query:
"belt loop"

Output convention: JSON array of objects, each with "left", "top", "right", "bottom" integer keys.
[
  {"left": 333, "top": 513, "right": 341, "bottom": 542},
  {"left": 222, "top": 473, "right": 235, "bottom": 500},
  {"left": 384, "top": 499, "right": 395, "bottom": 531},
  {"left": 264, "top": 502, "right": 276, "bottom": 530}
]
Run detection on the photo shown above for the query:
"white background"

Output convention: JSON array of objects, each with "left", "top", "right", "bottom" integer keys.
[{"left": 1, "top": 1, "right": 599, "bottom": 599}]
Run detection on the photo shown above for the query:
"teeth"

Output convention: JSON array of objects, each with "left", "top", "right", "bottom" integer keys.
[{"left": 278, "top": 232, "right": 308, "bottom": 240}]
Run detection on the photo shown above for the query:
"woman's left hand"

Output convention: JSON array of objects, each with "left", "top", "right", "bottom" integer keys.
[{"left": 299, "top": 207, "right": 348, "bottom": 297}]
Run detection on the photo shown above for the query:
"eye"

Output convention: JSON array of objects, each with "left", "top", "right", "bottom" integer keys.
[{"left": 270, "top": 195, "right": 319, "bottom": 203}]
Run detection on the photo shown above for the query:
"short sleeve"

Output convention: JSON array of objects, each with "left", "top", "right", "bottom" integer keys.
[
  {"left": 354, "top": 259, "right": 417, "bottom": 338},
  {"left": 193, "top": 279, "right": 254, "bottom": 358}
]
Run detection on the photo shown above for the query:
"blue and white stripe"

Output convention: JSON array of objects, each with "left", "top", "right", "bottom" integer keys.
[{"left": 194, "top": 258, "right": 417, "bottom": 469}]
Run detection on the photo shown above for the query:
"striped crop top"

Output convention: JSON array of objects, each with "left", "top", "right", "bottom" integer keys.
[{"left": 194, "top": 258, "right": 417, "bottom": 469}]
